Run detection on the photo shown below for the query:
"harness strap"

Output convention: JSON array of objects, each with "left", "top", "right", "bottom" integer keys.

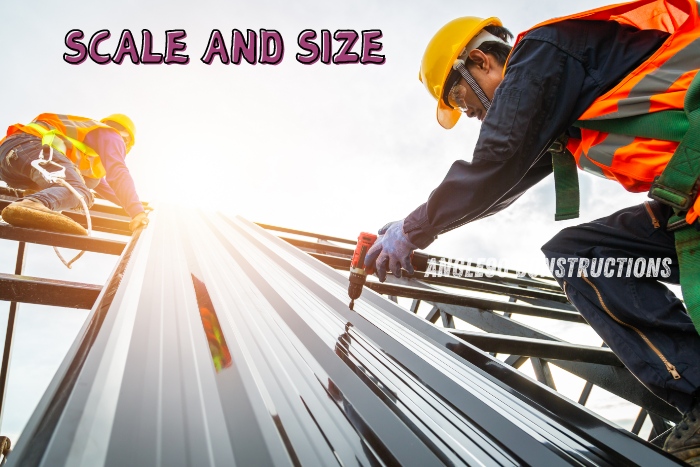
[
  {"left": 24, "top": 122, "right": 100, "bottom": 159},
  {"left": 674, "top": 217, "right": 700, "bottom": 334},
  {"left": 575, "top": 111, "right": 687, "bottom": 143},
  {"left": 550, "top": 137, "right": 580, "bottom": 221}
]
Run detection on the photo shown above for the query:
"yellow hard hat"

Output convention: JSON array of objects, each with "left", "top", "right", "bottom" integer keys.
[
  {"left": 101, "top": 113, "right": 136, "bottom": 153},
  {"left": 419, "top": 16, "right": 502, "bottom": 129}
]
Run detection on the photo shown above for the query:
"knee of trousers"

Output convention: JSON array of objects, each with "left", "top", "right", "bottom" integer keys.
[
  {"left": 82, "top": 188, "right": 95, "bottom": 209},
  {"left": 67, "top": 183, "right": 95, "bottom": 210},
  {"left": 541, "top": 226, "right": 585, "bottom": 259}
]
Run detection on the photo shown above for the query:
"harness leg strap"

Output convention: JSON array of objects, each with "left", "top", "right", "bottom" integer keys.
[
  {"left": 551, "top": 146, "right": 580, "bottom": 221},
  {"left": 674, "top": 217, "right": 700, "bottom": 335}
]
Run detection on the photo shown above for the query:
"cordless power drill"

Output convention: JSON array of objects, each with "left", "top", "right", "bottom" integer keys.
[{"left": 348, "top": 232, "right": 377, "bottom": 310}]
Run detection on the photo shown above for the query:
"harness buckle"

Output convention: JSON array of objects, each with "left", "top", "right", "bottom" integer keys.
[
  {"left": 648, "top": 175, "right": 698, "bottom": 212},
  {"left": 547, "top": 135, "right": 569, "bottom": 155},
  {"left": 30, "top": 145, "right": 66, "bottom": 183},
  {"left": 548, "top": 141, "right": 565, "bottom": 154}
]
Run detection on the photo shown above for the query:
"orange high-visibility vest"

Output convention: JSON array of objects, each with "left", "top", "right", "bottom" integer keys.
[
  {"left": 4, "top": 113, "right": 119, "bottom": 179},
  {"left": 508, "top": 0, "right": 700, "bottom": 193}
]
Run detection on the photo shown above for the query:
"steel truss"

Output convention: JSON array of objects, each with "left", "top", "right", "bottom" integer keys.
[{"left": 0, "top": 196, "right": 684, "bottom": 465}]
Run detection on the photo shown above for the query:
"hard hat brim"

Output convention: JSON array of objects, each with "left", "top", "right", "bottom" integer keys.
[
  {"left": 433, "top": 16, "right": 502, "bottom": 129},
  {"left": 437, "top": 100, "right": 462, "bottom": 129}
]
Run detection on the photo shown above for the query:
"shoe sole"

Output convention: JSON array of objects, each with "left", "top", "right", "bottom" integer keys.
[
  {"left": 1, "top": 205, "right": 88, "bottom": 236},
  {"left": 668, "top": 448, "right": 700, "bottom": 466}
]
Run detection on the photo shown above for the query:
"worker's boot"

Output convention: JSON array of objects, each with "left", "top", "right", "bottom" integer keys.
[
  {"left": 1, "top": 198, "right": 87, "bottom": 235},
  {"left": 664, "top": 400, "right": 700, "bottom": 466}
]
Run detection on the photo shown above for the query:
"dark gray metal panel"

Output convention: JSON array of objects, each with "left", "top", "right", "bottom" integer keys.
[{"left": 7, "top": 207, "right": 684, "bottom": 466}]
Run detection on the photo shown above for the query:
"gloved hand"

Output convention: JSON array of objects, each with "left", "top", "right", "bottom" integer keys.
[
  {"left": 129, "top": 211, "right": 150, "bottom": 232},
  {"left": 364, "top": 219, "right": 417, "bottom": 282}
]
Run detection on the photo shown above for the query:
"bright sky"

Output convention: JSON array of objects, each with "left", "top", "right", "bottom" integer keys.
[{"left": 0, "top": 0, "right": 663, "bottom": 445}]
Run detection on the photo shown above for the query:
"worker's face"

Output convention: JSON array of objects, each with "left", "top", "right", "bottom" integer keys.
[
  {"left": 447, "top": 50, "right": 504, "bottom": 121},
  {"left": 117, "top": 130, "right": 133, "bottom": 154}
]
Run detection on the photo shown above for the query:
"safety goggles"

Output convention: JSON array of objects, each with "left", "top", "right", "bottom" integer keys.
[
  {"left": 119, "top": 131, "right": 132, "bottom": 148},
  {"left": 447, "top": 82, "right": 470, "bottom": 113},
  {"left": 445, "top": 62, "right": 492, "bottom": 115}
]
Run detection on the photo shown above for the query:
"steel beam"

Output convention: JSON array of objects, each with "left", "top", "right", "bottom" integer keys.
[
  {"left": 531, "top": 358, "right": 557, "bottom": 390},
  {"left": 0, "top": 242, "right": 25, "bottom": 427},
  {"left": 366, "top": 281, "right": 585, "bottom": 323},
  {"left": 0, "top": 224, "right": 125, "bottom": 255},
  {"left": 87, "top": 203, "right": 130, "bottom": 217},
  {"left": 0, "top": 186, "right": 131, "bottom": 218},
  {"left": 579, "top": 381, "right": 595, "bottom": 405},
  {"left": 0, "top": 273, "right": 101, "bottom": 309},
  {"left": 449, "top": 330, "right": 622, "bottom": 366},
  {"left": 308, "top": 252, "right": 350, "bottom": 270},
  {"left": 280, "top": 236, "right": 354, "bottom": 257},
  {"left": 255, "top": 223, "right": 356, "bottom": 245}
]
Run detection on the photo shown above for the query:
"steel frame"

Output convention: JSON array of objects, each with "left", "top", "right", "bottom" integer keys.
[{"left": 272, "top": 224, "right": 683, "bottom": 429}]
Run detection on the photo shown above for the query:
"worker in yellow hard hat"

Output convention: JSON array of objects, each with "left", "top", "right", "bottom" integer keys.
[
  {"left": 0, "top": 112, "right": 148, "bottom": 235},
  {"left": 363, "top": 2, "right": 700, "bottom": 463}
]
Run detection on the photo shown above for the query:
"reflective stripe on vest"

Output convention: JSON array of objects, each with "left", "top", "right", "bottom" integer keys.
[
  {"left": 507, "top": 0, "right": 700, "bottom": 193},
  {"left": 4, "top": 113, "right": 113, "bottom": 179}
]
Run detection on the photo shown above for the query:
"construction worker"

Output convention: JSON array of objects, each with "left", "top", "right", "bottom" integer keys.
[
  {"left": 363, "top": 0, "right": 700, "bottom": 462},
  {"left": 0, "top": 113, "right": 148, "bottom": 234}
]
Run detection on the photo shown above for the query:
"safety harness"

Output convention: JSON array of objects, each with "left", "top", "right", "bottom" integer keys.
[
  {"left": 23, "top": 123, "right": 93, "bottom": 268},
  {"left": 552, "top": 73, "right": 700, "bottom": 334}
]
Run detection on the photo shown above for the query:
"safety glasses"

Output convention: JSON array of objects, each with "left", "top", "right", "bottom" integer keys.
[{"left": 444, "top": 62, "right": 492, "bottom": 116}]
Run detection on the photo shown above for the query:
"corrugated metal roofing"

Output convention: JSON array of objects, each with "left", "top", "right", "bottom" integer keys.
[{"left": 7, "top": 207, "right": 683, "bottom": 466}]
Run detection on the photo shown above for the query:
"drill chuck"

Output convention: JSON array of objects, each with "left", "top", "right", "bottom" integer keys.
[
  {"left": 348, "top": 232, "right": 377, "bottom": 308},
  {"left": 348, "top": 271, "right": 367, "bottom": 300}
]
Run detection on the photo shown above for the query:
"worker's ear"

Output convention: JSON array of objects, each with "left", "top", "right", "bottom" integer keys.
[{"left": 467, "top": 49, "right": 491, "bottom": 73}]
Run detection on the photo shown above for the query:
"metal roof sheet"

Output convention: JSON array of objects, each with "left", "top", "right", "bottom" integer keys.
[{"left": 7, "top": 207, "right": 683, "bottom": 466}]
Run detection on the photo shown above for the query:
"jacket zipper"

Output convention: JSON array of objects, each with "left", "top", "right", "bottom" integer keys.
[
  {"left": 644, "top": 201, "right": 661, "bottom": 229},
  {"left": 579, "top": 276, "right": 681, "bottom": 380}
]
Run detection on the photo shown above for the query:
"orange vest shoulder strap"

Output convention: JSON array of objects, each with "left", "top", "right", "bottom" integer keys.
[{"left": 503, "top": 0, "right": 697, "bottom": 74}]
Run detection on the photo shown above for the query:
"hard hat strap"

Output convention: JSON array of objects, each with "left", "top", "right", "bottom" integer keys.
[{"left": 454, "top": 61, "right": 491, "bottom": 111}]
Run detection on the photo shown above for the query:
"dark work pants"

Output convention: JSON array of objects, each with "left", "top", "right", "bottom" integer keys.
[
  {"left": 0, "top": 135, "right": 95, "bottom": 212},
  {"left": 542, "top": 201, "right": 700, "bottom": 412}
]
